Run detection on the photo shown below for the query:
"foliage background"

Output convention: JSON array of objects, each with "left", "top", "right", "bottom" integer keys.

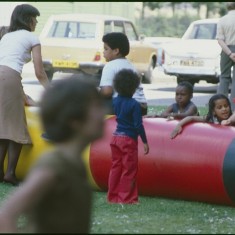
[{"left": 136, "top": 2, "right": 227, "bottom": 37}]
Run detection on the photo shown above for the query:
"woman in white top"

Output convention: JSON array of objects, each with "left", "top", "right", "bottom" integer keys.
[{"left": 0, "top": 4, "right": 49, "bottom": 185}]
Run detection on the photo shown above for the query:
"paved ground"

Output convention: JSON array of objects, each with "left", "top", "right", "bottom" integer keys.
[
  {"left": 22, "top": 62, "right": 218, "bottom": 108},
  {"left": 144, "top": 68, "right": 218, "bottom": 107}
]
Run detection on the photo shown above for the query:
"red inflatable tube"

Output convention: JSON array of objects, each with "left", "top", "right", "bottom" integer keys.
[{"left": 90, "top": 116, "right": 235, "bottom": 207}]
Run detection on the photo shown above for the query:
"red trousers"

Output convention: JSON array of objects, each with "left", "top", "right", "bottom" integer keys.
[{"left": 107, "top": 135, "right": 138, "bottom": 204}]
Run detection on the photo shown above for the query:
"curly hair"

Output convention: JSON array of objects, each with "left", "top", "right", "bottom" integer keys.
[
  {"left": 206, "top": 94, "right": 232, "bottom": 123},
  {"left": 102, "top": 32, "right": 130, "bottom": 56},
  {"left": 177, "top": 81, "right": 194, "bottom": 95},
  {"left": 113, "top": 69, "right": 140, "bottom": 98},
  {"left": 9, "top": 4, "right": 40, "bottom": 32}
]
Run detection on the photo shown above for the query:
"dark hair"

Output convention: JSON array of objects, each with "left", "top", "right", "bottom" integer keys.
[
  {"left": 9, "top": 4, "right": 40, "bottom": 32},
  {"left": 102, "top": 32, "right": 130, "bottom": 56},
  {"left": 0, "top": 26, "right": 9, "bottom": 40},
  {"left": 206, "top": 94, "right": 232, "bottom": 123},
  {"left": 177, "top": 81, "right": 194, "bottom": 95},
  {"left": 40, "top": 77, "right": 102, "bottom": 142},
  {"left": 226, "top": 2, "right": 235, "bottom": 10},
  {"left": 113, "top": 69, "right": 140, "bottom": 97}
]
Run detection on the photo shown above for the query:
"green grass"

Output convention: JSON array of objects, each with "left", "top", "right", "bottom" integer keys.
[
  {"left": 1, "top": 184, "right": 235, "bottom": 234},
  {"left": 1, "top": 106, "right": 234, "bottom": 234},
  {"left": 147, "top": 105, "right": 208, "bottom": 116},
  {"left": 91, "top": 191, "right": 235, "bottom": 234}
]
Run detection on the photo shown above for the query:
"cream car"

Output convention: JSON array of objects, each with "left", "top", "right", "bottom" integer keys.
[
  {"left": 159, "top": 18, "right": 221, "bottom": 86},
  {"left": 40, "top": 14, "right": 157, "bottom": 84}
]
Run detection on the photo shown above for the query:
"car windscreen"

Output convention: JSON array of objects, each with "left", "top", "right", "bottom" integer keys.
[
  {"left": 182, "top": 23, "right": 217, "bottom": 40},
  {"left": 47, "top": 21, "right": 97, "bottom": 39}
]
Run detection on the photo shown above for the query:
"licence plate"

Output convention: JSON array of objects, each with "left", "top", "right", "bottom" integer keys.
[
  {"left": 180, "top": 60, "right": 204, "bottom": 67},
  {"left": 52, "top": 60, "right": 79, "bottom": 68}
]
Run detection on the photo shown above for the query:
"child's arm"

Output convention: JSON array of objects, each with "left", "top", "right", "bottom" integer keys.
[
  {"left": 160, "top": 105, "right": 173, "bottom": 118},
  {"left": 221, "top": 113, "right": 235, "bottom": 126},
  {"left": 99, "top": 86, "right": 113, "bottom": 99},
  {"left": 143, "top": 143, "right": 149, "bottom": 154},
  {"left": 24, "top": 94, "right": 38, "bottom": 106},
  {"left": 133, "top": 103, "right": 149, "bottom": 154},
  {"left": 171, "top": 104, "right": 198, "bottom": 119},
  {"left": 0, "top": 168, "right": 56, "bottom": 232},
  {"left": 170, "top": 116, "right": 205, "bottom": 139}
]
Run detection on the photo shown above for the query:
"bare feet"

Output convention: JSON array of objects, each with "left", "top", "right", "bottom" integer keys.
[
  {"left": 3, "top": 175, "right": 19, "bottom": 186},
  {"left": 0, "top": 171, "right": 4, "bottom": 182}
]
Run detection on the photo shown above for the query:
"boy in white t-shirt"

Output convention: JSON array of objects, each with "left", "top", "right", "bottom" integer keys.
[{"left": 99, "top": 32, "right": 148, "bottom": 115}]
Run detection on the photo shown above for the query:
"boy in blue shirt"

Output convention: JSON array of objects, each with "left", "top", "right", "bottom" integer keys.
[{"left": 107, "top": 69, "right": 149, "bottom": 204}]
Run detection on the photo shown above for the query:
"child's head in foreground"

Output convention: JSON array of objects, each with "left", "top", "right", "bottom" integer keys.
[
  {"left": 102, "top": 32, "right": 130, "bottom": 61},
  {"left": 206, "top": 93, "right": 232, "bottom": 123},
  {"left": 40, "top": 77, "right": 105, "bottom": 143},
  {"left": 175, "top": 81, "right": 194, "bottom": 107},
  {"left": 113, "top": 69, "right": 140, "bottom": 98}
]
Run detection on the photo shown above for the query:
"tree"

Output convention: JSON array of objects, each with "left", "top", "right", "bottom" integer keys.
[
  {"left": 141, "top": 2, "right": 163, "bottom": 19},
  {"left": 191, "top": 2, "right": 226, "bottom": 18},
  {"left": 142, "top": 2, "right": 186, "bottom": 17},
  {"left": 192, "top": 2, "right": 203, "bottom": 17},
  {"left": 205, "top": 2, "right": 219, "bottom": 18},
  {"left": 164, "top": 2, "right": 184, "bottom": 16}
]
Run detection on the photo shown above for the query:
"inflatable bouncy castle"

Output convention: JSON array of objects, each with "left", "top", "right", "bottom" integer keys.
[{"left": 12, "top": 107, "right": 235, "bottom": 207}]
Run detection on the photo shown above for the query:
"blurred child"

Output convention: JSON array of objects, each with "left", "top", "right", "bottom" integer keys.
[
  {"left": 0, "top": 78, "right": 105, "bottom": 233},
  {"left": 171, "top": 93, "right": 233, "bottom": 139},
  {"left": 159, "top": 81, "right": 198, "bottom": 119},
  {"left": 107, "top": 69, "right": 149, "bottom": 205}
]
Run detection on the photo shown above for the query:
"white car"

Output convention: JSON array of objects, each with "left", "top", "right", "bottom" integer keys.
[
  {"left": 159, "top": 18, "right": 221, "bottom": 85},
  {"left": 145, "top": 37, "right": 180, "bottom": 66}
]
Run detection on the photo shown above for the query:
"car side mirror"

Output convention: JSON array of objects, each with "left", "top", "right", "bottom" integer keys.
[{"left": 139, "top": 34, "right": 145, "bottom": 42}]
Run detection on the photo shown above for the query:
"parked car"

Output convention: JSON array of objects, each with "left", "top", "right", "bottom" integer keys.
[
  {"left": 39, "top": 14, "right": 157, "bottom": 84},
  {"left": 145, "top": 37, "right": 180, "bottom": 66},
  {"left": 159, "top": 18, "right": 221, "bottom": 85}
]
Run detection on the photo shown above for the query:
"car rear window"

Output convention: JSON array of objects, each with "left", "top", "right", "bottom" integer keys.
[
  {"left": 104, "top": 20, "right": 138, "bottom": 41},
  {"left": 183, "top": 23, "right": 217, "bottom": 40},
  {"left": 47, "top": 21, "right": 97, "bottom": 39}
]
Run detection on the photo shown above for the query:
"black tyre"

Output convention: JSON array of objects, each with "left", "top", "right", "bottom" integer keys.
[
  {"left": 75, "top": 72, "right": 101, "bottom": 87},
  {"left": 177, "top": 76, "right": 195, "bottom": 87},
  {"left": 176, "top": 76, "right": 183, "bottom": 84},
  {"left": 46, "top": 69, "right": 54, "bottom": 82},
  {"left": 142, "top": 57, "right": 156, "bottom": 84}
]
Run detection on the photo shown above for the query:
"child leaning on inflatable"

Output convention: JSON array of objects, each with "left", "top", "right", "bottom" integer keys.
[
  {"left": 221, "top": 112, "right": 235, "bottom": 126},
  {"left": 160, "top": 81, "right": 199, "bottom": 119},
  {"left": 170, "top": 94, "right": 234, "bottom": 139}
]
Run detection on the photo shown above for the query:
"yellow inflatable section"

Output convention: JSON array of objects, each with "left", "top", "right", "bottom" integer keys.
[{"left": 4, "top": 107, "right": 99, "bottom": 189}]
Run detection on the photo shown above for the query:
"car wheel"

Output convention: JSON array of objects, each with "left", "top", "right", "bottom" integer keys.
[
  {"left": 75, "top": 72, "right": 101, "bottom": 87},
  {"left": 46, "top": 70, "right": 54, "bottom": 82},
  {"left": 142, "top": 57, "right": 156, "bottom": 84},
  {"left": 177, "top": 76, "right": 183, "bottom": 84},
  {"left": 177, "top": 76, "right": 195, "bottom": 87}
]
